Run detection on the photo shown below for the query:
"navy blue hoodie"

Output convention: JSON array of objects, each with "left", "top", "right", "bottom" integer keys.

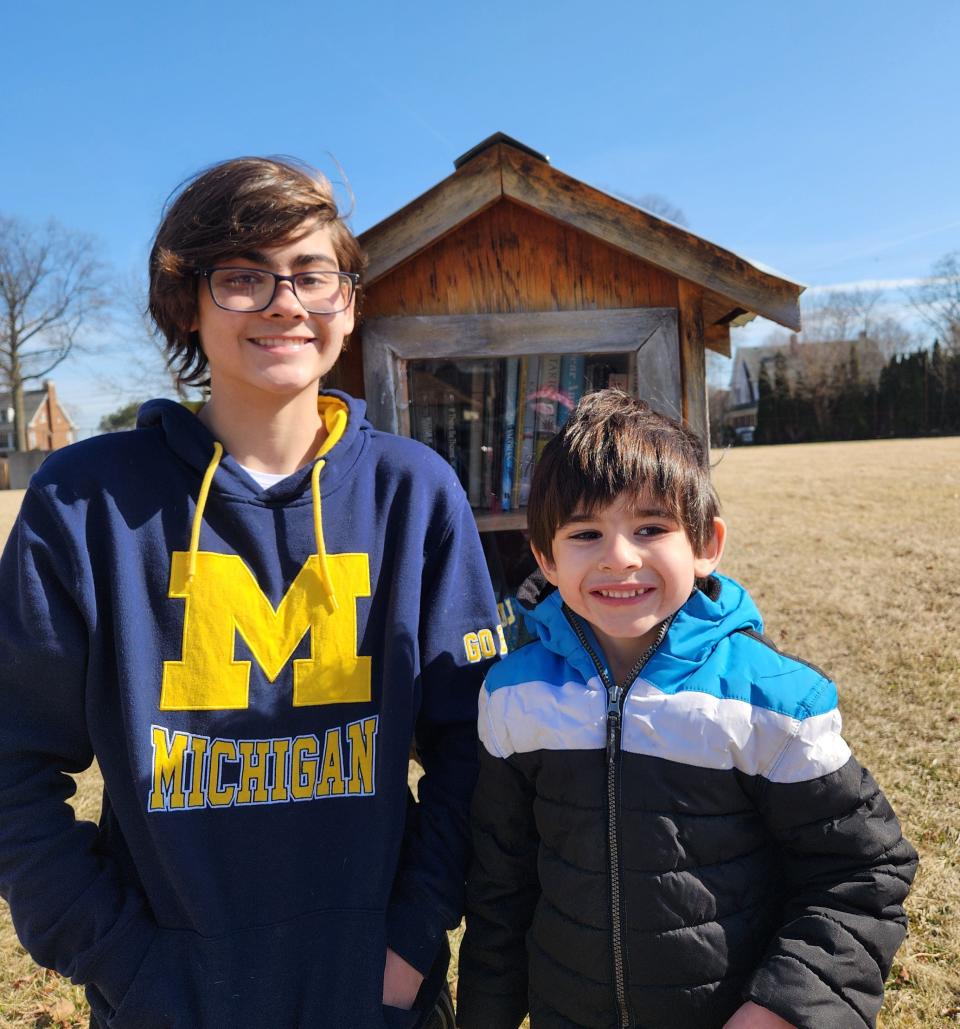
[{"left": 0, "top": 392, "right": 502, "bottom": 1029}]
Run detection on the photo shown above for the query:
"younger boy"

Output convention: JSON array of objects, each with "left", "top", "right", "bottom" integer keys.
[
  {"left": 457, "top": 390, "right": 916, "bottom": 1029},
  {"left": 0, "top": 157, "right": 502, "bottom": 1028}
]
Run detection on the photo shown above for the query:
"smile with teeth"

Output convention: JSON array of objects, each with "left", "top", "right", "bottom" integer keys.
[
  {"left": 594, "top": 587, "right": 652, "bottom": 598},
  {"left": 248, "top": 337, "right": 315, "bottom": 348}
]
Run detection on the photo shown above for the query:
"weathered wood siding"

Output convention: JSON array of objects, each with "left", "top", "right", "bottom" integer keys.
[
  {"left": 334, "top": 199, "right": 681, "bottom": 396},
  {"left": 363, "top": 199, "right": 678, "bottom": 316}
]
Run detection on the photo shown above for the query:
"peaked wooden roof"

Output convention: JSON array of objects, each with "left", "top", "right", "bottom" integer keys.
[{"left": 359, "top": 134, "right": 804, "bottom": 331}]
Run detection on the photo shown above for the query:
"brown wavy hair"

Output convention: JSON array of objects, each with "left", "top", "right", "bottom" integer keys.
[
  {"left": 148, "top": 156, "right": 366, "bottom": 386},
  {"left": 527, "top": 389, "right": 720, "bottom": 560}
]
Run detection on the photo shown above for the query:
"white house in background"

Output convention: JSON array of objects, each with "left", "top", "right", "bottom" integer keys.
[
  {"left": 726, "top": 335, "right": 886, "bottom": 442},
  {"left": 0, "top": 380, "right": 76, "bottom": 455}
]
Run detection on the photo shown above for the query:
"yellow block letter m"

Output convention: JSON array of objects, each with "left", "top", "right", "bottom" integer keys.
[{"left": 160, "top": 551, "right": 371, "bottom": 710}]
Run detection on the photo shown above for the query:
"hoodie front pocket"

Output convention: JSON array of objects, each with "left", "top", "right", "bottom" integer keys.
[{"left": 106, "top": 908, "right": 387, "bottom": 1029}]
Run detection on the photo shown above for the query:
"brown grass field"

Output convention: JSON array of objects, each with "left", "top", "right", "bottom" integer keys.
[{"left": 1, "top": 436, "right": 958, "bottom": 1027}]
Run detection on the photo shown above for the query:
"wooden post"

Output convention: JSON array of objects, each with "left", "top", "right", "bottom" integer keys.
[{"left": 677, "top": 279, "right": 708, "bottom": 446}]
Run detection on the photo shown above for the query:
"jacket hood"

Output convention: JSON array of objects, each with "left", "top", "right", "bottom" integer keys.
[{"left": 517, "top": 569, "right": 765, "bottom": 687}]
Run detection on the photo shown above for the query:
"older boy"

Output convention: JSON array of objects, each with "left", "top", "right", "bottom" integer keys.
[
  {"left": 0, "top": 157, "right": 502, "bottom": 1028},
  {"left": 457, "top": 390, "right": 916, "bottom": 1029}
]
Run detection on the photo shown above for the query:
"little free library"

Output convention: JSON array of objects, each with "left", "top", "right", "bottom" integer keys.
[{"left": 328, "top": 133, "right": 804, "bottom": 619}]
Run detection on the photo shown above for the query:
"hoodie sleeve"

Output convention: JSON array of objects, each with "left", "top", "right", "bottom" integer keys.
[
  {"left": 741, "top": 678, "right": 918, "bottom": 1029},
  {"left": 384, "top": 492, "right": 502, "bottom": 977},
  {"left": 0, "top": 486, "right": 157, "bottom": 1008}
]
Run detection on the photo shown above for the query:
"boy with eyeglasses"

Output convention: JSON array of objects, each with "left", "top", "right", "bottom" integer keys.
[
  {"left": 0, "top": 157, "right": 503, "bottom": 1029},
  {"left": 456, "top": 390, "right": 916, "bottom": 1029}
]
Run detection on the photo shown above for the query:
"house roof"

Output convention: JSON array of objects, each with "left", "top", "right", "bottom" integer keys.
[
  {"left": 0, "top": 384, "right": 76, "bottom": 429},
  {"left": 0, "top": 388, "right": 47, "bottom": 424},
  {"left": 359, "top": 133, "right": 805, "bottom": 332}
]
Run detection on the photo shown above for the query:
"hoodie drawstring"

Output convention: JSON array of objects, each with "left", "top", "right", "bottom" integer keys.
[
  {"left": 187, "top": 441, "right": 338, "bottom": 611},
  {"left": 187, "top": 441, "right": 223, "bottom": 582},
  {"left": 310, "top": 458, "right": 339, "bottom": 612}
]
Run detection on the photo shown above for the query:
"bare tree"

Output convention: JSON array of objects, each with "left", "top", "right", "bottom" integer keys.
[
  {"left": 112, "top": 267, "right": 189, "bottom": 400},
  {"left": 801, "top": 288, "right": 882, "bottom": 342},
  {"left": 0, "top": 215, "right": 107, "bottom": 450},
  {"left": 907, "top": 249, "right": 960, "bottom": 351}
]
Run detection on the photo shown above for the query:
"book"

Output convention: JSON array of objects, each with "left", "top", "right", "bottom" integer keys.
[
  {"left": 516, "top": 356, "right": 540, "bottom": 508},
  {"left": 439, "top": 363, "right": 461, "bottom": 479},
  {"left": 480, "top": 361, "right": 501, "bottom": 511},
  {"left": 499, "top": 357, "right": 519, "bottom": 512},
  {"left": 510, "top": 357, "right": 528, "bottom": 510},
  {"left": 409, "top": 370, "right": 437, "bottom": 449},
  {"left": 556, "top": 355, "right": 585, "bottom": 427},
  {"left": 531, "top": 355, "right": 562, "bottom": 473},
  {"left": 535, "top": 355, "right": 562, "bottom": 437},
  {"left": 467, "top": 362, "right": 484, "bottom": 507}
]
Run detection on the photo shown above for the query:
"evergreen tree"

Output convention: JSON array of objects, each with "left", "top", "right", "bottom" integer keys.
[{"left": 755, "top": 361, "right": 777, "bottom": 443}]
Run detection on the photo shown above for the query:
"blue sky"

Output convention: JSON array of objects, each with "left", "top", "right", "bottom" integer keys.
[{"left": 3, "top": 0, "right": 959, "bottom": 434}]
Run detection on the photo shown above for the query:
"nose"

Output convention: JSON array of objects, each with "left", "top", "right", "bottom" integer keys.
[
  {"left": 599, "top": 533, "right": 641, "bottom": 571},
  {"left": 266, "top": 279, "right": 307, "bottom": 319}
]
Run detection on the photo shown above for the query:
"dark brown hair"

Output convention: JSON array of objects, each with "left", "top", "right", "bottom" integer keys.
[
  {"left": 148, "top": 156, "right": 366, "bottom": 385},
  {"left": 527, "top": 389, "right": 720, "bottom": 560}
]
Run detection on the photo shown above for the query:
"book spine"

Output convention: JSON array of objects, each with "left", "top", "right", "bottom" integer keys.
[
  {"left": 517, "top": 356, "right": 540, "bottom": 508},
  {"left": 444, "top": 388, "right": 459, "bottom": 479},
  {"left": 532, "top": 356, "right": 562, "bottom": 471},
  {"left": 481, "top": 361, "right": 500, "bottom": 511},
  {"left": 536, "top": 356, "right": 562, "bottom": 437},
  {"left": 412, "top": 387, "right": 436, "bottom": 449},
  {"left": 556, "top": 355, "right": 585, "bottom": 427},
  {"left": 511, "top": 356, "right": 528, "bottom": 510},
  {"left": 500, "top": 357, "right": 519, "bottom": 512},
  {"left": 467, "top": 363, "right": 484, "bottom": 507}
]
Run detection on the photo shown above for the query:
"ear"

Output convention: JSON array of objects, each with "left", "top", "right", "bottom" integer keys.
[
  {"left": 530, "top": 542, "right": 560, "bottom": 587},
  {"left": 693, "top": 517, "right": 726, "bottom": 578}
]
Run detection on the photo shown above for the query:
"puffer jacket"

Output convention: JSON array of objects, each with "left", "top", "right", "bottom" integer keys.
[{"left": 457, "top": 573, "right": 917, "bottom": 1029}]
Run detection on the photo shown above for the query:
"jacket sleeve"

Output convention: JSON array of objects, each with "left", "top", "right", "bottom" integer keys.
[
  {"left": 742, "top": 679, "right": 918, "bottom": 1029},
  {"left": 456, "top": 703, "right": 540, "bottom": 1029},
  {"left": 0, "top": 486, "right": 157, "bottom": 1008},
  {"left": 385, "top": 493, "right": 502, "bottom": 977}
]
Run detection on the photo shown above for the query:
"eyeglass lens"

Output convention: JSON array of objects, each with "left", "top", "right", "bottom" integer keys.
[{"left": 209, "top": 269, "right": 353, "bottom": 313}]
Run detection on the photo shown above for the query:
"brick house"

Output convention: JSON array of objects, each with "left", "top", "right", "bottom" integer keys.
[{"left": 0, "top": 380, "right": 76, "bottom": 455}]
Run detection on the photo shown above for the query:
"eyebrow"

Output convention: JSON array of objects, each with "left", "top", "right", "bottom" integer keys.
[{"left": 233, "top": 250, "right": 339, "bottom": 270}]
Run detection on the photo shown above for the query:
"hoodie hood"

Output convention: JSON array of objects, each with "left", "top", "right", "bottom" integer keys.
[
  {"left": 136, "top": 390, "right": 368, "bottom": 504},
  {"left": 136, "top": 390, "right": 367, "bottom": 608}
]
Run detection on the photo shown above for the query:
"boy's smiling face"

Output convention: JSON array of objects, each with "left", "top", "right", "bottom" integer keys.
[
  {"left": 533, "top": 491, "right": 725, "bottom": 681},
  {"left": 193, "top": 221, "right": 354, "bottom": 404}
]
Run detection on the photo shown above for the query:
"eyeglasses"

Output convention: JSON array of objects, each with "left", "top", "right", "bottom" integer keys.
[{"left": 199, "top": 267, "right": 359, "bottom": 315}]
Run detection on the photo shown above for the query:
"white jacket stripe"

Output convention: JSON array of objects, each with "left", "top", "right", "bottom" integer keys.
[{"left": 480, "top": 675, "right": 850, "bottom": 783}]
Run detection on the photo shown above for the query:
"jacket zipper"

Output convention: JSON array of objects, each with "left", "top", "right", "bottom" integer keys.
[{"left": 564, "top": 609, "right": 672, "bottom": 1029}]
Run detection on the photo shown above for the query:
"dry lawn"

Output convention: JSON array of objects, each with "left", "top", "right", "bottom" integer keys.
[{"left": 2, "top": 437, "right": 959, "bottom": 1026}]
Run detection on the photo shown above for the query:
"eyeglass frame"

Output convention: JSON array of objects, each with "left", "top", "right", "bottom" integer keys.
[{"left": 196, "top": 266, "right": 360, "bottom": 315}]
